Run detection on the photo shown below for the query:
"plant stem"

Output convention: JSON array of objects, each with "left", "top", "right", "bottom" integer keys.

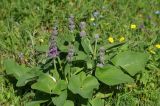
[
  {"left": 93, "top": 39, "right": 97, "bottom": 59},
  {"left": 53, "top": 59, "right": 57, "bottom": 72}
]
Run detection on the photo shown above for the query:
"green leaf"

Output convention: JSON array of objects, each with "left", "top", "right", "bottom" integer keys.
[
  {"left": 112, "top": 51, "right": 148, "bottom": 76},
  {"left": 25, "top": 100, "right": 48, "bottom": 106},
  {"left": 31, "top": 74, "right": 56, "bottom": 93},
  {"left": 81, "top": 37, "right": 93, "bottom": 54},
  {"left": 4, "top": 59, "right": 43, "bottom": 87},
  {"left": 52, "top": 90, "right": 67, "bottom": 106},
  {"left": 16, "top": 73, "right": 36, "bottom": 87},
  {"left": 53, "top": 80, "right": 67, "bottom": 95},
  {"left": 16, "top": 68, "right": 42, "bottom": 87},
  {"left": 4, "top": 59, "right": 29, "bottom": 79},
  {"left": 95, "top": 65, "right": 134, "bottom": 86},
  {"left": 71, "top": 67, "right": 83, "bottom": 75},
  {"left": 68, "top": 72, "right": 99, "bottom": 98},
  {"left": 50, "top": 69, "right": 60, "bottom": 81},
  {"left": 74, "top": 51, "right": 88, "bottom": 60},
  {"left": 89, "top": 98, "right": 104, "bottom": 106},
  {"left": 95, "top": 92, "right": 113, "bottom": 99},
  {"left": 64, "top": 100, "right": 74, "bottom": 106}
]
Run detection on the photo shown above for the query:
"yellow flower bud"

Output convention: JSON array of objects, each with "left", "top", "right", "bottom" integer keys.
[
  {"left": 119, "top": 37, "right": 125, "bottom": 42},
  {"left": 90, "top": 17, "right": 95, "bottom": 21},
  {"left": 155, "top": 44, "right": 160, "bottom": 49},
  {"left": 130, "top": 24, "right": 137, "bottom": 29},
  {"left": 108, "top": 37, "right": 114, "bottom": 43}
]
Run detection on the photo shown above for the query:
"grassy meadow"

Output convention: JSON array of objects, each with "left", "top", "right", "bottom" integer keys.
[{"left": 0, "top": 0, "right": 160, "bottom": 106}]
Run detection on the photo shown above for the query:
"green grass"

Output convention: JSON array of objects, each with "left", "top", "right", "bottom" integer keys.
[{"left": 0, "top": 0, "right": 160, "bottom": 105}]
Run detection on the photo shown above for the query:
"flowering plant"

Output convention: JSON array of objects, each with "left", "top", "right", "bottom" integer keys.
[{"left": 4, "top": 14, "right": 149, "bottom": 106}]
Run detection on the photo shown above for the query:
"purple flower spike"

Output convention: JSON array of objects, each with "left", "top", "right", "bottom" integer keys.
[
  {"left": 48, "top": 46, "right": 58, "bottom": 58},
  {"left": 97, "top": 47, "right": 105, "bottom": 67},
  {"left": 80, "top": 30, "right": 86, "bottom": 37},
  {"left": 80, "top": 22, "right": 86, "bottom": 30},
  {"left": 66, "top": 45, "right": 74, "bottom": 62},
  {"left": 69, "top": 14, "right": 75, "bottom": 32},
  {"left": 48, "top": 24, "right": 59, "bottom": 58},
  {"left": 95, "top": 34, "right": 99, "bottom": 39}
]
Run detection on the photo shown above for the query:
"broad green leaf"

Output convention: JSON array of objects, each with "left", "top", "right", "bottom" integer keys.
[
  {"left": 53, "top": 80, "right": 67, "bottom": 95},
  {"left": 95, "top": 65, "right": 134, "bottom": 85},
  {"left": 68, "top": 72, "right": 99, "bottom": 98},
  {"left": 16, "top": 68, "right": 42, "bottom": 87},
  {"left": 64, "top": 100, "right": 74, "bottom": 106},
  {"left": 16, "top": 73, "right": 37, "bottom": 87},
  {"left": 52, "top": 90, "right": 67, "bottom": 106},
  {"left": 89, "top": 98, "right": 104, "bottom": 106},
  {"left": 50, "top": 69, "right": 60, "bottom": 81},
  {"left": 4, "top": 59, "right": 29, "bottom": 79},
  {"left": 25, "top": 100, "right": 48, "bottom": 106},
  {"left": 81, "top": 37, "right": 93, "bottom": 54},
  {"left": 74, "top": 51, "right": 88, "bottom": 60},
  {"left": 112, "top": 51, "right": 148, "bottom": 76},
  {"left": 31, "top": 74, "right": 56, "bottom": 93},
  {"left": 4, "top": 59, "right": 42, "bottom": 87}
]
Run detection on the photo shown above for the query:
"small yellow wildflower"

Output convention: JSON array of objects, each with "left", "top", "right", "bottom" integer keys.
[
  {"left": 119, "top": 36, "right": 125, "bottom": 42},
  {"left": 130, "top": 24, "right": 137, "bottom": 29},
  {"left": 108, "top": 37, "right": 114, "bottom": 43},
  {"left": 155, "top": 44, "right": 160, "bottom": 49},
  {"left": 90, "top": 17, "right": 95, "bottom": 21},
  {"left": 39, "top": 39, "right": 44, "bottom": 43}
]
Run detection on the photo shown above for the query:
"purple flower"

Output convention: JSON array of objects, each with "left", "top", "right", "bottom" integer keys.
[
  {"left": 97, "top": 47, "right": 105, "bottom": 67},
  {"left": 95, "top": 34, "right": 99, "bottom": 39},
  {"left": 80, "top": 22, "right": 86, "bottom": 30},
  {"left": 66, "top": 46, "right": 74, "bottom": 62},
  {"left": 48, "top": 46, "right": 58, "bottom": 58},
  {"left": 69, "top": 24, "right": 75, "bottom": 32},
  {"left": 48, "top": 25, "right": 59, "bottom": 58},
  {"left": 80, "top": 30, "right": 86, "bottom": 37},
  {"left": 69, "top": 15, "right": 75, "bottom": 32},
  {"left": 51, "top": 26, "right": 58, "bottom": 41}
]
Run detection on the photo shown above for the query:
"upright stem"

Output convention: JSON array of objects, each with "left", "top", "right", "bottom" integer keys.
[
  {"left": 57, "top": 57, "right": 62, "bottom": 71},
  {"left": 53, "top": 59, "right": 57, "bottom": 72},
  {"left": 93, "top": 39, "right": 97, "bottom": 59}
]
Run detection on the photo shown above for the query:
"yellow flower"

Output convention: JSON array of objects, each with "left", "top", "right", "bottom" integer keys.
[
  {"left": 108, "top": 37, "right": 114, "bottom": 43},
  {"left": 39, "top": 39, "right": 44, "bottom": 43},
  {"left": 119, "top": 36, "right": 125, "bottom": 42},
  {"left": 90, "top": 17, "right": 95, "bottom": 21},
  {"left": 130, "top": 24, "right": 137, "bottom": 29},
  {"left": 155, "top": 44, "right": 160, "bottom": 49}
]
